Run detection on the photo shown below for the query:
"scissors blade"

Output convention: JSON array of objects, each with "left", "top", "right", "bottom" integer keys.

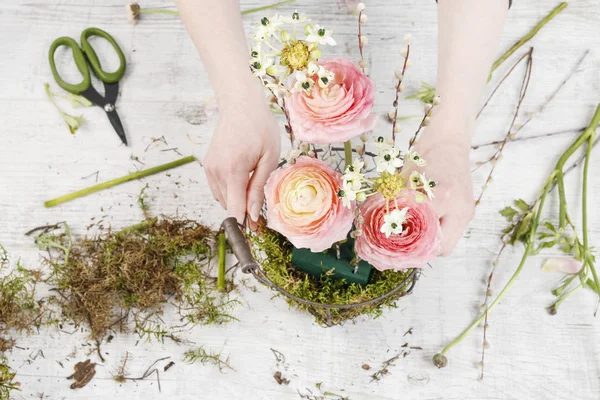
[{"left": 106, "top": 110, "right": 128, "bottom": 146}]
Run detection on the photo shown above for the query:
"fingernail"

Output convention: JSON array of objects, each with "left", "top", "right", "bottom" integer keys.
[{"left": 250, "top": 203, "right": 261, "bottom": 222}]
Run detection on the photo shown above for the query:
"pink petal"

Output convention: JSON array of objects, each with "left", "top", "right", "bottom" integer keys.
[{"left": 541, "top": 258, "right": 582, "bottom": 274}]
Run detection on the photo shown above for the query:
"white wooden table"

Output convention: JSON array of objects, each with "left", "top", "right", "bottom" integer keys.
[{"left": 1, "top": 1, "right": 599, "bottom": 399}]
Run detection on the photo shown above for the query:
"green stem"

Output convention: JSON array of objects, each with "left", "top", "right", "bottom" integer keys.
[
  {"left": 439, "top": 175, "right": 552, "bottom": 357},
  {"left": 489, "top": 2, "right": 568, "bottom": 80},
  {"left": 582, "top": 132, "right": 600, "bottom": 300},
  {"left": 344, "top": 140, "right": 353, "bottom": 170},
  {"left": 556, "top": 171, "right": 567, "bottom": 228},
  {"left": 139, "top": 9, "right": 179, "bottom": 15},
  {"left": 44, "top": 156, "right": 196, "bottom": 208},
  {"left": 217, "top": 231, "right": 227, "bottom": 292},
  {"left": 140, "top": 0, "right": 296, "bottom": 17},
  {"left": 551, "top": 282, "right": 582, "bottom": 312},
  {"left": 436, "top": 104, "right": 600, "bottom": 363},
  {"left": 241, "top": 0, "right": 296, "bottom": 15},
  {"left": 551, "top": 274, "right": 577, "bottom": 296}
]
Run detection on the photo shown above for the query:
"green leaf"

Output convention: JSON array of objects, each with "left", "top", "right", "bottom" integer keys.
[
  {"left": 514, "top": 199, "right": 530, "bottom": 212},
  {"left": 500, "top": 206, "right": 518, "bottom": 222},
  {"left": 543, "top": 221, "right": 556, "bottom": 232},
  {"left": 514, "top": 212, "right": 534, "bottom": 243}
]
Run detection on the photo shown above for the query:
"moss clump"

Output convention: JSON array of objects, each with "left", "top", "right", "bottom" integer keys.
[
  {"left": 0, "top": 245, "right": 41, "bottom": 400},
  {"left": 251, "top": 227, "right": 414, "bottom": 325},
  {"left": 37, "top": 219, "right": 239, "bottom": 342}
]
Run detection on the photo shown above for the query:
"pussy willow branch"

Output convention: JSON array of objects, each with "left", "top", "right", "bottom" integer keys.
[
  {"left": 471, "top": 127, "right": 585, "bottom": 150},
  {"left": 474, "top": 49, "right": 587, "bottom": 185},
  {"left": 391, "top": 45, "right": 411, "bottom": 142},
  {"left": 408, "top": 105, "right": 436, "bottom": 151},
  {"left": 357, "top": 10, "right": 366, "bottom": 73},
  {"left": 437, "top": 104, "right": 600, "bottom": 368},
  {"left": 475, "top": 48, "right": 533, "bottom": 207}
]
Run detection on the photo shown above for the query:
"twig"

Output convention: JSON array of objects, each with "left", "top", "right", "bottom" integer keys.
[
  {"left": 489, "top": 2, "right": 568, "bottom": 80},
  {"left": 475, "top": 48, "right": 534, "bottom": 206},
  {"left": 370, "top": 352, "right": 403, "bottom": 382},
  {"left": 44, "top": 156, "right": 196, "bottom": 207},
  {"left": 125, "top": 356, "right": 170, "bottom": 393},
  {"left": 357, "top": 9, "right": 366, "bottom": 73},
  {"left": 160, "top": 147, "right": 183, "bottom": 156},
  {"left": 144, "top": 136, "right": 167, "bottom": 153},
  {"left": 217, "top": 231, "right": 226, "bottom": 292},
  {"left": 80, "top": 171, "right": 99, "bottom": 182},
  {"left": 479, "top": 241, "right": 507, "bottom": 379},
  {"left": 478, "top": 50, "right": 533, "bottom": 119},
  {"left": 391, "top": 44, "right": 411, "bottom": 142},
  {"left": 471, "top": 127, "right": 585, "bottom": 150}
]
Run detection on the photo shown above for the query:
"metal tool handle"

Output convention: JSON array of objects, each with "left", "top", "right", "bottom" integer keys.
[
  {"left": 48, "top": 37, "right": 91, "bottom": 94},
  {"left": 221, "top": 217, "right": 260, "bottom": 273},
  {"left": 80, "top": 27, "right": 127, "bottom": 84}
]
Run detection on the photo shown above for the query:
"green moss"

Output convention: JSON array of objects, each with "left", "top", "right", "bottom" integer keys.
[
  {"left": 251, "top": 228, "right": 415, "bottom": 325},
  {"left": 38, "top": 219, "right": 239, "bottom": 341}
]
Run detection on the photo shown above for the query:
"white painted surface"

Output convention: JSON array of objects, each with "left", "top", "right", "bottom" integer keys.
[{"left": 1, "top": 1, "right": 599, "bottom": 399}]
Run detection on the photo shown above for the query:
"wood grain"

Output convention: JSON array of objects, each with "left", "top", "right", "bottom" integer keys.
[{"left": 1, "top": 0, "right": 599, "bottom": 399}]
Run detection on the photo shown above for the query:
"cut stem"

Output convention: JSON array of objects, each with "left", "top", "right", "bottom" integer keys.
[
  {"left": 44, "top": 156, "right": 196, "bottom": 208},
  {"left": 140, "top": 0, "right": 296, "bottom": 17},
  {"left": 217, "top": 231, "right": 227, "bottom": 292},
  {"left": 489, "top": 2, "right": 568, "bottom": 79},
  {"left": 344, "top": 140, "right": 353, "bottom": 170}
]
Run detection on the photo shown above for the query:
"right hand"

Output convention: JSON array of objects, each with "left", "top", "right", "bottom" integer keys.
[{"left": 203, "top": 85, "right": 281, "bottom": 224}]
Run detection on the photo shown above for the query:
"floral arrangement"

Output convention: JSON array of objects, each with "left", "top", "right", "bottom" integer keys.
[{"left": 250, "top": 4, "right": 441, "bottom": 277}]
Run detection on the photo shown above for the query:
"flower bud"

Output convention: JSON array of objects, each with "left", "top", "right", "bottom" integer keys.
[
  {"left": 422, "top": 117, "right": 431, "bottom": 126},
  {"left": 304, "top": 24, "right": 313, "bottom": 36},
  {"left": 393, "top": 125, "right": 401, "bottom": 133},
  {"left": 280, "top": 30, "right": 291, "bottom": 42},
  {"left": 307, "top": 150, "right": 316, "bottom": 157},
  {"left": 387, "top": 111, "right": 395, "bottom": 121},
  {"left": 398, "top": 82, "right": 406, "bottom": 92},
  {"left": 360, "top": 14, "right": 367, "bottom": 23},
  {"left": 357, "top": 2, "right": 366, "bottom": 12},
  {"left": 310, "top": 48, "right": 322, "bottom": 60},
  {"left": 424, "top": 103, "right": 433, "bottom": 113},
  {"left": 394, "top": 69, "right": 403, "bottom": 80},
  {"left": 360, "top": 36, "right": 368, "bottom": 46},
  {"left": 400, "top": 46, "right": 408, "bottom": 57},
  {"left": 356, "top": 144, "right": 365, "bottom": 156},
  {"left": 359, "top": 133, "right": 369, "bottom": 142},
  {"left": 358, "top": 59, "right": 368, "bottom": 69},
  {"left": 432, "top": 95, "right": 441, "bottom": 105},
  {"left": 405, "top": 59, "right": 413, "bottom": 68},
  {"left": 299, "top": 142, "right": 310, "bottom": 152},
  {"left": 356, "top": 192, "right": 366, "bottom": 202},
  {"left": 403, "top": 33, "right": 412, "bottom": 44}
]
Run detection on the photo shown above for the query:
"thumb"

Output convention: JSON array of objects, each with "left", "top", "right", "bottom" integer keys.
[
  {"left": 247, "top": 155, "right": 278, "bottom": 222},
  {"left": 226, "top": 171, "right": 250, "bottom": 224}
]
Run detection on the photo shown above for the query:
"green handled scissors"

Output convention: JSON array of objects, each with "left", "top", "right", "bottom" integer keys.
[{"left": 49, "top": 27, "right": 128, "bottom": 145}]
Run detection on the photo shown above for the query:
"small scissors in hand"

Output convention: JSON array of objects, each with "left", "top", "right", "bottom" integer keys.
[{"left": 49, "top": 27, "right": 128, "bottom": 145}]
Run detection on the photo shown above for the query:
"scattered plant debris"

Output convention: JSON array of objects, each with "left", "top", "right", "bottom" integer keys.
[
  {"left": 184, "top": 346, "right": 234, "bottom": 372},
  {"left": 35, "top": 218, "right": 239, "bottom": 342},
  {"left": 273, "top": 370, "right": 290, "bottom": 385},
  {"left": 67, "top": 359, "right": 96, "bottom": 389}
]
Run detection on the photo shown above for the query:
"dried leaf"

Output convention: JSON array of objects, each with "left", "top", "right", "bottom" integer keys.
[{"left": 67, "top": 359, "right": 96, "bottom": 389}]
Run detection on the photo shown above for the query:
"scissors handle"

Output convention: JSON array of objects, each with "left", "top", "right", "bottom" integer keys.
[
  {"left": 48, "top": 37, "right": 91, "bottom": 94},
  {"left": 80, "top": 27, "right": 126, "bottom": 84}
]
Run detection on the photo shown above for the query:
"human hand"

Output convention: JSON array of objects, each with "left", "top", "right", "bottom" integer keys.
[
  {"left": 406, "top": 109, "right": 475, "bottom": 256},
  {"left": 203, "top": 84, "right": 281, "bottom": 224}
]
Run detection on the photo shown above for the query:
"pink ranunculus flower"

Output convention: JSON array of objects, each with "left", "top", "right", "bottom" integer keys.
[
  {"left": 355, "top": 191, "right": 442, "bottom": 271},
  {"left": 287, "top": 57, "right": 378, "bottom": 144},
  {"left": 264, "top": 156, "right": 355, "bottom": 252}
]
